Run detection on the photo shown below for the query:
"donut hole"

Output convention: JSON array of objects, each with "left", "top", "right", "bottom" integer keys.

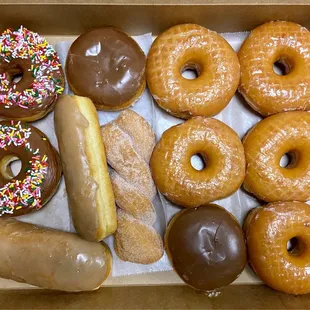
[
  {"left": 190, "top": 154, "right": 207, "bottom": 171},
  {"left": 7, "top": 67, "right": 24, "bottom": 85},
  {"left": 181, "top": 63, "right": 201, "bottom": 80},
  {"left": 273, "top": 57, "right": 293, "bottom": 76},
  {"left": 10, "top": 159, "right": 22, "bottom": 177},
  {"left": 11, "top": 72, "right": 23, "bottom": 84},
  {"left": 287, "top": 237, "right": 304, "bottom": 256},
  {"left": 280, "top": 151, "right": 299, "bottom": 169},
  {"left": 0, "top": 155, "right": 22, "bottom": 180}
]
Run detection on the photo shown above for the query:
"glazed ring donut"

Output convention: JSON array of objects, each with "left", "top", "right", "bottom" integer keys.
[
  {"left": 146, "top": 24, "right": 240, "bottom": 119},
  {"left": 244, "top": 201, "right": 310, "bottom": 295},
  {"left": 150, "top": 117, "right": 245, "bottom": 208},
  {"left": 0, "top": 26, "right": 64, "bottom": 121},
  {"left": 243, "top": 111, "right": 310, "bottom": 202},
  {"left": 239, "top": 21, "right": 310, "bottom": 116},
  {"left": 0, "top": 121, "right": 62, "bottom": 217}
]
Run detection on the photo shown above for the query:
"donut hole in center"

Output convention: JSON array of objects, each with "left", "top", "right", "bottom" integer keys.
[
  {"left": 280, "top": 151, "right": 299, "bottom": 169},
  {"left": 181, "top": 63, "right": 201, "bottom": 80},
  {"left": 0, "top": 155, "right": 22, "bottom": 180},
  {"left": 273, "top": 57, "right": 294, "bottom": 76},
  {"left": 191, "top": 154, "right": 207, "bottom": 171},
  {"left": 11, "top": 72, "right": 23, "bottom": 84},
  {"left": 7, "top": 66, "right": 24, "bottom": 85},
  {"left": 287, "top": 237, "right": 304, "bottom": 256}
]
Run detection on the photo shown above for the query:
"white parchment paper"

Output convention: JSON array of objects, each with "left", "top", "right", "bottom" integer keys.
[
  {"left": 17, "top": 31, "right": 267, "bottom": 279},
  {"left": 18, "top": 33, "right": 171, "bottom": 277}
]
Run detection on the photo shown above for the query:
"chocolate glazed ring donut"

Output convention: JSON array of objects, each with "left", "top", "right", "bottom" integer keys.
[
  {"left": 165, "top": 205, "right": 247, "bottom": 293},
  {"left": 66, "top": 27, "right": 146, "bottom": 111},
  {"left": 146, "top": 24, "right": 240, "bottom": 119},
  {"left": 150, "top": 117, "right": 245, "bottom": 208},
  {"left": 0, "top": 121, "right": 62, "bottom": 217},
  {"left": 0, "top": 26, "right": 64, "bottom": 121}
]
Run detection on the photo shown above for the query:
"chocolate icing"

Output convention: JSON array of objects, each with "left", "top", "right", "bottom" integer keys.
[
  {"left": 165, "top": 204, "right": 247, "bottom": 291},
  {"left": 66, "top": 27, "right": 145, "bottom": 109},
  {"left": 0, "top": 121, "right": 62, "bottom": 217},
  {"left": 0, "top": 57, "right": 64, "bottom": 120}
]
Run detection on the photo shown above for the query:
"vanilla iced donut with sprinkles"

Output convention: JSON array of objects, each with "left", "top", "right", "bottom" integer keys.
[
  {"left": 0, "top": 121, "right": 62, "bottom": 217},
  {"left": 0, "top": 26, "right": 64, "bottom": 121}
]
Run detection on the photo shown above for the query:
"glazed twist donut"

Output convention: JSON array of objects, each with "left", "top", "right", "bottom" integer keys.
[{"left": 101, "top": 110, "right": 163, "bottom": 264}]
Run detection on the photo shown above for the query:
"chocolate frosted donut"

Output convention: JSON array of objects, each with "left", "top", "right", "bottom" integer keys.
[
  {"left": 165, "top": 205, "right": 247, "bottom": 292},
  {"left": 66, "top": 27, "right": 146, "bottom": 111},
  {"left": 0, "top": 26, "right": 64, "bottom": 121},
  {"left": 0, "top": 121, "right": 62, "bottom": 217}
]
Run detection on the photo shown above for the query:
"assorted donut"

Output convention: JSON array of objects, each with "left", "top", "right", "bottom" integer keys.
[
  {"left": 0, "top": 26, "right": 64, "bottom": 121},
  {"left": 239, "top": 21, "right": 310, "bottom": 116},
  {"left": 0, "top": 120, "right": 62, "bottom": 217},
  {"left": 0, "top": 21, "right": 310, "bottom": 295},
  {"left": 151, "top": 117, "right": 245, "bottom": 208},
  {"left": 147, "top": 24, "right": 240, "bottom": 118}
]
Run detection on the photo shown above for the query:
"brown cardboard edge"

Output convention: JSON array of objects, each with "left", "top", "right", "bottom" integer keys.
[
  {"left": 0, "top": 3, "right": 310, "bottom": 308},
  {"left": 0, "top": 0, "right": 310, "bottom": 5},
  {"left": 2, "top": 4, "right": 310, "bottom": 35},
  {"left": 0, "top": 0, "right": 310, "bottom": 6},
  {"left": 1, "top": 285, "right": 310, "bottom": 309}
]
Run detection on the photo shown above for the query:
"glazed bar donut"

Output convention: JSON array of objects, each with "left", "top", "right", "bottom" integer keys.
[
  {"left": 0, "top": 121, "right": 61, "bottom": 217},
  {"left": 243, "top": 111, "right": 310, "bottom": 202},
  {"left": 0, "top": 218, "right": 112, "bottom": 292},
  {"left": 55, "top": 95, "right": 117, "bottom": 242},
  {"left": 239, "top": 21, "right": 310, "bottom": 116},
  {"left": 147, "top": 24, "right": 240, "bottom": 119},
  {"left": 66, "top": 27, "right": 146, "bottom": 111},
  {"left": 0, "top": 26, "right": 64, "bottom": 121},
  {"left": 150, "top": 117, "right": 245, "bottom": 208},
  {"left": 244, "top": 202, "right": 310, "bottom": 295}
]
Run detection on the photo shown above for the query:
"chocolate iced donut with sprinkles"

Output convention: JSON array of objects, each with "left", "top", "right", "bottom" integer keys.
[
  {"left": 0, "top": 121, "right": 62, "bottom": 217},
  {"left": 0, "top": 26, "right": 64, "bottom": 121}
]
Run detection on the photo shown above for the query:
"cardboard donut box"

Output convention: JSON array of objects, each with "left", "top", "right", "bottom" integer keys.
[{"left": 1, "top": 1, "right": 310, "bottom": 309}]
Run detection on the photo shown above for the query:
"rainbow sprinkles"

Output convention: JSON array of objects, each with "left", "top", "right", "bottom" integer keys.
[
  {"left": 0, "top": 26, "right": 64, "bottom": 109},
  {"left": 0, "top": 121, "right": 48, "bottom": 216}
]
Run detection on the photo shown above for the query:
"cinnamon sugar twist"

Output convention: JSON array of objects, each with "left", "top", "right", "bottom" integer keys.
[{"left": 101, "top": 110, "right": 163, "bottom": 264}]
